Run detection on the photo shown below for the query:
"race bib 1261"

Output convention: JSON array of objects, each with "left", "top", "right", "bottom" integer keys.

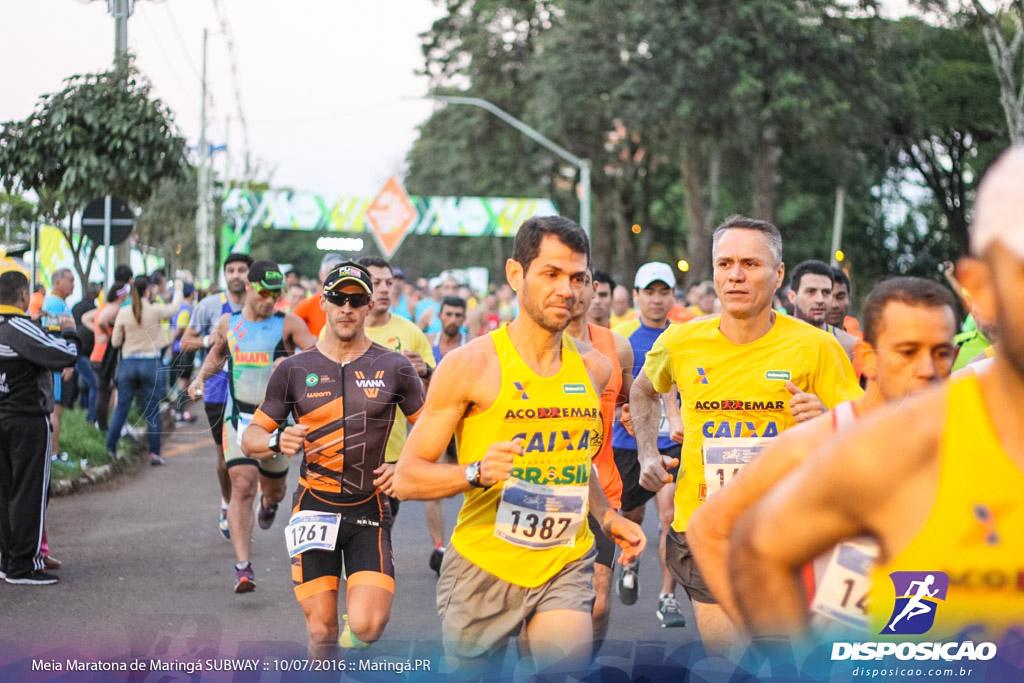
[{"left": 284, "top": 511, "right": 341, "bottom": 558}]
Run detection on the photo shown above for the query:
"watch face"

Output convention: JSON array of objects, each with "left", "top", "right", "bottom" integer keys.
[{"left": 465, "top": 463, "right": 476, "bottom": 481}]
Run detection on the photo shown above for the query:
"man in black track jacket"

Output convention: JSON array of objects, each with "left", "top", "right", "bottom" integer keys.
[{"left": 0, "top": 270, "right": 80, "bottom": 585}]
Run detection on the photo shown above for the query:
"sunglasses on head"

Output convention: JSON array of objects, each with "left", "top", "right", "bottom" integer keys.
[
  {"left": 325, "top": 292, "right": 371, "bottom": 308},
  {"left": 253, "top": 284, "right": 283, "bottom": 299}
]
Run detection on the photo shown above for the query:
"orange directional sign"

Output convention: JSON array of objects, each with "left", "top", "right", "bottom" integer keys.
[{"left": 365, "top": 176, "right": 418, "bottom": 258}]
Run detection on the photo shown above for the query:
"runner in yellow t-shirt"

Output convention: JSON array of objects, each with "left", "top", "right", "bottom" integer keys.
[
  {"left": 356, "top": 257, "right": 434, "bottom": 519},
  {"left": 686, "top": 277, "right": 957, "bottom": 632},
  {"left": 729, "top": 146, "right": 1024, "bottom": 643},
  {"left": 630, "top": 215, "right": 861, "bottom": 653}
]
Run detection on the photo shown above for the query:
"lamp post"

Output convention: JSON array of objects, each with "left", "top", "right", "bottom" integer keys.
[{"left": 425, "top": 95, "right": 592, "bottom": 236}]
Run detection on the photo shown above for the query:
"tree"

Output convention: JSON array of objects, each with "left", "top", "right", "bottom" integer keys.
[
  {"left": 0, "top": 60, "right": 188, "bottom": 283},
  {"left": 133, "top": 172, "right": 198, "bottom": 273},
  {"left": 916, "top": 0, "right": 1024, "bottom": 142},
  {"left": 609, "top": 1, "right": 889, "bottom": 281},
  {"left": 1, "top": 191, "right": 37, "bottom": 252},
  {"left": 882, "top": 17, "right": 1007, "bottom": 255},
  {"left": 972, "top": 0, "right": 1024, "bottom": 142},
  {"left": 406, "top": 1, "right": 568, "bottom": 278}
]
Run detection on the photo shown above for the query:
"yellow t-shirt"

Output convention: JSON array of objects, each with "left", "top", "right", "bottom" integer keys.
[
  {"left": 365, "top": 314, "right": 435, "bottom": 464},
  {"left": 451, "top": 327, "right": 600, "bottom": 587},
  {"left": 609, "top": 308, "right": 636, "bottom": 329},
  {"left": 868, "top": 374, "right": 1024, "bottom": 640},
  {"left": 644, "top": 314, "right": 861, "bottom": 532}
]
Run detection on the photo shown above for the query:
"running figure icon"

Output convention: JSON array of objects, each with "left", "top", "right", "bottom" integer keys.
[{"left": 887, "top": 574, "right": 939, "bottom": 632}]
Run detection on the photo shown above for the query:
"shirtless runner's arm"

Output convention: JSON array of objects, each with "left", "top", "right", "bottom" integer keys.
[{"left": 729, "top": 401, "right": 940, "bottom": 636}]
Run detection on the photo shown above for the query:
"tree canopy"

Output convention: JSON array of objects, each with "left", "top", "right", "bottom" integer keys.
[
  {"left": 406, "top": 0, "right": 1012, "bottom": 293},
  {"left": 0, "top": 61, "right": 188, "bottom": 282}
]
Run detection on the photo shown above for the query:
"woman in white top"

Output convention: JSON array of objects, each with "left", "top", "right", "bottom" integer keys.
[{"left": 106, "top": 276, "right": 183, "bottom": 465}]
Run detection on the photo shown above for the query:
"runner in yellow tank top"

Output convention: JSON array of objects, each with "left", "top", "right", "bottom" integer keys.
[
  {"left": 686, "top": 277, "right": 958, "bottom": 632},
  {"left": 393, "top": 217, "right": 645, "bottom": 677},
  {"left": 729, "top": 146, "right": 1024, "bottom": 644}
]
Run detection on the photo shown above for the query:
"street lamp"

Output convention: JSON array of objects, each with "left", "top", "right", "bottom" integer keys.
[{"left": 423, "top": 95, "right": 592, "bottom": 237}]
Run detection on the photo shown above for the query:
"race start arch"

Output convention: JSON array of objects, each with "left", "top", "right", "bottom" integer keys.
[{"left": 220, "top": 176, "right": 559, "bottom": 264}]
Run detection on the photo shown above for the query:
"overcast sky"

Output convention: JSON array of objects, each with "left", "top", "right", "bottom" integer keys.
[
  {"left": 2, "top": 1, "right": 916, "bottom": 198},
  {"left": 2, "top": 0, "right": 443, "bottom": 196}
]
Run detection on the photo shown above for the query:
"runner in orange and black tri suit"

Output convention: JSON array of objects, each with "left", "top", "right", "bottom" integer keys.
[{"left": 242, "top": 262, "right": 424, "bottom": 659}]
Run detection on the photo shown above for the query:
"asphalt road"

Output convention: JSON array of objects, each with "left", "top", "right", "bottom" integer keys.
[{"left": 0, "top": 409, "right": 703, "bottom": 679}]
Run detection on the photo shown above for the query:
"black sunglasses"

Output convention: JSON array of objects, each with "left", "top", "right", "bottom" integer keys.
[{"left": 324, "top": 292, "right": 371, "bottom": 308}]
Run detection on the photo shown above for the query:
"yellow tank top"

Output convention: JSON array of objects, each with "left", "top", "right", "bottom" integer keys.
[
  {"left": 868, "top": 374, "right": 1024, "bottom": 640},
  {"left": 451, "top": 326, "right": 600, "bottom": 588}
]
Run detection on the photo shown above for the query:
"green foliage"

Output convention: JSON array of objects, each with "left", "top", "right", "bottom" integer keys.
[
  {"left": 880, "top": 17, "right": 1008, "bottom": 255},
  {"left": 0, "top": 191, "right": 37, "bottom": 248},
  {"left": 134, "top": 171, "right": 199, "bottom": 273},
  {"left": 406, "top": 0, "right": 1012, "bottom": 283},
  {"left": 52, "top": 408, "right": 128, "bottom": 479},
  {"left": 0, "top": 59, "right": 188, "bottom": 281}
]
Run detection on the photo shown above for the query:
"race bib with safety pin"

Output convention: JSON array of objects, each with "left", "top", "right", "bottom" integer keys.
[
  {"left": 809, "top": 537, "right": 878, "bottom": 631},
  {"left": 701, "top": 437, "right": 767, "bottom": 498},
  {"left": 235, "top": 412, "right": 253, "bottom": 446},
  {"left": 285, "top": 511, "right": 342, "bottom": 558},
  {"left": 494, "top": 478, "right": 588, "bottom": 550}
]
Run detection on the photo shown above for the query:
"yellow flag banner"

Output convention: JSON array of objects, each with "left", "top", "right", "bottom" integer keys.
[{"left": 37, "top": 225, "right": 74, "bottom": 289}]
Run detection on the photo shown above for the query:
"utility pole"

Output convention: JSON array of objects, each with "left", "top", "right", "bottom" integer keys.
[
  {"left": 196, "top": 28, "right": 213, "bottom": 287},
  {"left": 111, "top": 0, "right": 131, "bottom": 70},
  {"left": 830, "top": 185, "right": 846, "bottom": 268},
  {"left": 110, "top": 0, "right": 135, "bottom": 271},
  {"left": 224, "top": 116, "right": 231, "bottom": 185}
]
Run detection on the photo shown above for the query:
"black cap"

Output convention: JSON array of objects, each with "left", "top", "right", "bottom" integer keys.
[
  {"left": 323, "top": 262, "right": 373, "bottom": 296},
  {"left": 247, "top": 260, "right": 284, "bottom": 290}
]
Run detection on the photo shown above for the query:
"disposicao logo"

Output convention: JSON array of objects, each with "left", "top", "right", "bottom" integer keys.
[
  {"left": 882, "top": 571, "right": 949, "bottom": 635},
  {"left": 831, "top": 570, "right": 998, "bottom": 663}
]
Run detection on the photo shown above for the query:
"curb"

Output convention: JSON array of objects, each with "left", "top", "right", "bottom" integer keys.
[
  {"left": 50, "top": 447, "right": 143, "bottom": 497},
  {"left": 50, "top": 403, "right": 176, "bottom": 497}
]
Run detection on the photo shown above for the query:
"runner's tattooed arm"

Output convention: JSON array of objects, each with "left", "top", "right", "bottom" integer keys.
[{"left": 630, "top": 368, "right": 679, "bottom": 492}]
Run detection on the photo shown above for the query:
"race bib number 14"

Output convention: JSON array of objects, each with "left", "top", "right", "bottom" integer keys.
[
  {"left": 702, "top": 437, "right": 767, "bottom": 498},
  {"left": 494, "top": 478, "right": 587, "bottom": 550},
  {"left": 810, "top": 537, "right": 877, "bottom": 630}
]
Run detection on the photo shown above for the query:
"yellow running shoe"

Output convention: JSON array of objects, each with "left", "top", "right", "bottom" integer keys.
[{"left": 338, "top": 614, "right": 370, "bottom": 650}]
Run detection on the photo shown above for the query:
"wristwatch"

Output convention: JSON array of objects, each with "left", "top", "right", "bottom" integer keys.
[
  {"left": 267, "top": 431, "right": 282, "bottom": 454},
  {"left": 465, "top": 461, "right": 488, "bottom": 489}
]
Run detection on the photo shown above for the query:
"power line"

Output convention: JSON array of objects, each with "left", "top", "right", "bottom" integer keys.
[
  {"left": 210, "top": 0, "right": 250, "bottom": 178},
  {"left": 137, "top": 7, "right": 190, "bottom": 95},
  {"left": 162, "top": 1, "right": 203, "bottom": 82}
]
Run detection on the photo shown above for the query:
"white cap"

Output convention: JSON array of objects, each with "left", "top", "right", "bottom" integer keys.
[
  {"left": 971, "top": 146, "right": 1024, "bottom": 259},
  {"left": 428, "top": 276, "right": 443, "bottom": 290},
  {"left": 634, "top": 262, "right": 677, "bottom": 290}
]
